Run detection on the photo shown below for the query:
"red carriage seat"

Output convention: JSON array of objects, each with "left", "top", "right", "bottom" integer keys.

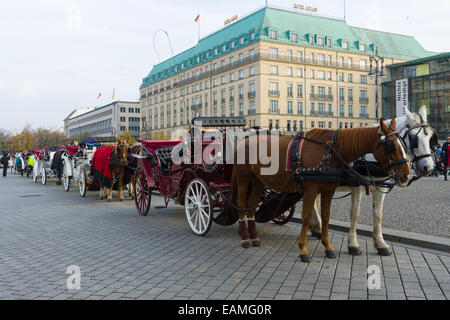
[{"left": 65, "top": 146, "right": 79, "bottom": 157}]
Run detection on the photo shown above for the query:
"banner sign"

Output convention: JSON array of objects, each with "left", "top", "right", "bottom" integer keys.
[{"left": 396, "top": 79, "right": 409, "bottom": 117}]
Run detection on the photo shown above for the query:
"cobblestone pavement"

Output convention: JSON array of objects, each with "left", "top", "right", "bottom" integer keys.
[
  {"left": 295, "top": 176, "right": 449, "bottom": 238},
  {"left": 0, "top": 174, "right": 448, "bottom": 300}
]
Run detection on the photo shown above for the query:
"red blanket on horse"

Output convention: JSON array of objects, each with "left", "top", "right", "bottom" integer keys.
[{"left": 91, "top": 146, "right": 115, "bottom": 187}]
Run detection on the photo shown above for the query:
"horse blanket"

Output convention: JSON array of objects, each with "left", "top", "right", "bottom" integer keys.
[{"left": 90, "top": 146, "right": 115, "bottom": 188}]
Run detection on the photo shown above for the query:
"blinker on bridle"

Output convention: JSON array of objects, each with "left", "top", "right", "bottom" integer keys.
[
  {"left": 401, "top": 114, "right": 433, "bottom": 163},
  {"left": 376, "top": 129, "right": 409, "bottom": 171}
]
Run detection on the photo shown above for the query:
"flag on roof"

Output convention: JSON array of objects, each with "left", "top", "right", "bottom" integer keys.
[
  {"left": 194, "top": 14, "right": 199, "bottom": 23},
  {"left": 97, "top": 92, "right": 101, "bottom": 99}
]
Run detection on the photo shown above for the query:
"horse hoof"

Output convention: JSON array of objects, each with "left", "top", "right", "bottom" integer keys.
[
  {"left": 120, "top": 198, "right": 124, "bottom": 202},
  {"left": 311, "top": 231, "right": 321, "bottom": 239},
  {"left": 348, "top": 247, "right": 362, "bottom": 256},
  {"left": 241, "top": 240, "right": 251, "bottom": 248},
  {"left": 251, "top": 239, "right": 261, "bottom": 247},
  {"left": 377, "top": 248, "right": 391, "bottom": 256},
  {"left": 325, "top": 250, "right": 336, "bottom": 258},
  {"left": 299, "top": 254, "right": 311, "bottom": 263}
]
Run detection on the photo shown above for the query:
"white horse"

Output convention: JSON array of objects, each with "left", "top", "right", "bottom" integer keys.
[{"left": 310, "top": 106, "right": 435, "bottom": 256}]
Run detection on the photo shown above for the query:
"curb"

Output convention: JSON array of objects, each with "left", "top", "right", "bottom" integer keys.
[{"left": 290, "top": 217, "right": 450, "bottom": 253}]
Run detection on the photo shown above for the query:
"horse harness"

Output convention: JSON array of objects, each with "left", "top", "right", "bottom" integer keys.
[{"left": 289, "top": 129, "right": 408, "bottom": 193}]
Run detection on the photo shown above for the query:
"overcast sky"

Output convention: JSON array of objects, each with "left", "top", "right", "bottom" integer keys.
[{"left": 0, "top": 0, "right": 448, "bottom": 133}]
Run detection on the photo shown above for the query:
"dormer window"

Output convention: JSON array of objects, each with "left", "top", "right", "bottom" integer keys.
[
  {"left": 269, "top": 30, "right": 277, "bottom": 40},
  {"left": 342, "top": 40, "right": 349, "bottom": 49},
  {"left": 317, "top": 37, "right": 324, "bottom": 46},
  {"left": 222, "top": 44, "right": 226, "bottom": 52},
  {"left": 240, "top": 36, "right": 244, "bottom": 45},
  {"left": 231, "top": 41, "right": 235, "bottom": 49},
  {"left": 250, "top": 32, "right": 255, "bottom": 41},
  {"left": 359, "top": 43, "right": 366, "bottom": 52},
  {"left": 214, "top": 48, "right": 218, "bottom": 55},
  {"left": 196, "top": 56, "right": 200, "bottom": 63},
  {"left": 206, "top": 51, "right": 210, "bottom": 59},
  {"left": 290, "top": 33, "right": 298, "bottom": 42},
  {"left": 309, "top": 34, "right": 314, "bottom": 45},
  {"left": 326, "top": 37, "right": 332, "bottom": 47}
]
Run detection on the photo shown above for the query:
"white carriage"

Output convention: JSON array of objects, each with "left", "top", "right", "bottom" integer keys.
[
  {"left": 35, "top": 148, "right": 58, "bottom": 185},
  {"left": 61, "top": 143, "right": 98, "bottom": 197}
]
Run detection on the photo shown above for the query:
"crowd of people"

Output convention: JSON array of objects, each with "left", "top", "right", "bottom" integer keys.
[{"left": 432, "top": 137, "right": 450, "bottom": 181}]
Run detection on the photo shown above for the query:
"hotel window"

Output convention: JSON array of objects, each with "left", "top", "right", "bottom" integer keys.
[
  {"left": 270, "top": 100, "right": 279, "bottom": 113},
  {"left": 287, "top": 67, "right": 293, "bottom": 76},
  {"left": 249, "top": 66, "right": 255, "bottom": 76},
  {"left": 339, "top": 73, "right": 344, "bottom": 81},
  {"left": 275, "top": 120, "right": 279, "bottom": 130},
  {"left": 230, "top": 56, "right": 234, "bottom": 66},
  {"left": 348, "top": 105, "right": 353, "bottom": 117},
  {"left": 221, "top": 75, "right": 226, "bottom": 84},
  {"left": 340, "top": 105, "right": 345, "bottom": 117},
  {"left": 249, "top": 101, "right": 255, "bottom": 113},
  {"left": 360, "top": 59, "right": 367, "bottom": 70},
  {"left": 287, "top": 120, "right": 291, "bottom": 132},
  {"left": 339, "top": 88, "right": 345, "bottom": 100},
  {"left": 249, "top": 82, "right": 255, "bottom": 95},
  {"left": 230, "top": 41, "right": 235, "bottom": 49},
  {"left": 327, "top": 55, "right": 332, "bottom": 65},
  {"left": 328, "top": 103, "right": 333, "bottom": 115},
  {"left": 297, "top": 68, "right": 303, "bottom": 78},
  {"left": 318, "top": 86, "right": 325, "bottom": 99},
  {"left": 230, "top": 73, "right": 235, "bottom": 82},
  {"left": 269, "top": 119, "right": 273, "bottom": 130},
  {"left": 318, "top": 54, "right": 325, "bottom": 65},
  {"left": 318, "top": 121, "right": 325, "bottom": 128},
  {"left": 269, "top": 65, "right": 278, "bottom": 75},
  {"left": 328, "top": 72, "right": 332, "bottom": 80},
  {"left": 317, "top": 37, "right": 324, "bottom": 46},
  {"left": 290, "top": 33, "right": 298, "bottom": 42},
  {"left": 297, "top": 51, "right": 303, "bottom": 62},
  {"left": 214, "top": 48, "right": 218, "bottom": 55},
  {"left": 339, "top": 56, "right": 344, "bottom": 67},
  {"left": 293, "top": 120, "right": 297, "bottom": 132},
  {"left": 196, "top": 56, "right": 200, "bottom": 63},
  {"left": 249, "top": 49, "right": 255, "bottom": 59},
  {"left": 311, "top": 70, "right": 315, "bottom": 79},
  {"left": 287, "top": 101, "right": 293, "bottom": 114},
  {"left": 230, "top": 104, "right": 235, "bottom": 116},
  {"left": 310, "top": 53, "right": 315, "bottom": 64},
  {"left": 269, "top": 82, "right": 278, "bottom": 95},
  {"left": 311, "top": 121, "right": 315, "bottom": 128},
  {"left": 361, "top": 106, "right": 367, "bottom": 116},
  {"left": 222, "top": 45, "right": 226, "bottom": 52},
  {"left": 348, "top": 74, "right": 353, "bottom": 83},
  {"left": 239, "top": 70, "right": 244, "bottom": 79},
  {"left": 240, "top": 36, "right": 244, "bottom": 45},
  {"left": 250, "top": 32, "right": 255, "bottom": 41},
  {"left": 129, "top": 108, "right": 134, "bottom": 113},
  {"left": 269, "top": 47, "right": 278, "bottom": 59},
  {"left": 309, "top": 34, "right": 314, "bottom": 45},
  {"left": 213, "top": 78, "right": 217, "bottom": 86},
  {"left": 297, "top": 102, "right": 303, "bottom": 115},
  {"left": 311, "top": 102, "right": 315, "bottom": 115},
  {"left": 318, "top": 103, "right": 325, "bottom": 116},
  {"left": 348, "top": 88, "right": 353, "bottom": 101},
  {"left": 287, "top": 50, "right": 293, "bottom": 61},
  {"left": 342, "top": 40, "right": 348, "bottom": 49},
  {"left": 239, "top": 103, "right": 244, "bottom": 116},
  {"left": 360, "top": 75, "right": 367, "bottom": 84},
  {"left": 239, "top": 53, "right": 244, "bottom": 64},
  {"left": 269, "top": 30, "right": 277, "bottom": 40},
  {"left": 347, "top": 58, "right": 353, "bottom": 68},
  {"left": 287, "top": 83, "right": 293, "bottom": 97},
  {"left": 239, "top": 86, "right": 244, "bottom": 99},
  {"left": 297, "top": 84, "right": 303, "bottom": 98},
  {"left": 327, "top": 38, "right": 332, "bottom": 47},
  {"left": 317, "top": 71, "right": 325, "bottom": 80}
]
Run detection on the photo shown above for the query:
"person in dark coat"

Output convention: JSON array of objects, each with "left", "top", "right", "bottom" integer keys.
[
  {"left": 1, "top": 153, "right": 10, "bottom": 177},
  {"left": 441, "top": 138, "right": 450, "bottom": 181}
]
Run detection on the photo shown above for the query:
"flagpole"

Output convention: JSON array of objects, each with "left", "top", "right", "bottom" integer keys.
[{"left": 198, "top": 16, "right": 200, "bottom": 42}]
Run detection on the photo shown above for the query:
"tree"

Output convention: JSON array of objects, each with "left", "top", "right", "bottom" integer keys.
[{"left": 119, "top": 130, "right": 137, "bottom": 145}]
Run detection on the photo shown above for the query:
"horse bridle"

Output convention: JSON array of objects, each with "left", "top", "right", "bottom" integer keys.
[
  {"left": 400, "top": 114, "right": 433, "bottom": 164},
  {"left": 375, "top": 128, "right": 410, "bottom": 173}
]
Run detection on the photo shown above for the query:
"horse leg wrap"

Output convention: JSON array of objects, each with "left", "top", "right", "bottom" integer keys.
[
  {"left": 239, "top": 220, "right": 251, "bottom": 248},
  {"left": 247, "top": 220, "right": 258, "bottom": 240}
]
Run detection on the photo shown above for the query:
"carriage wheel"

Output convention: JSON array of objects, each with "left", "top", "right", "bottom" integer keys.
[
  {"left": 185, "top": 178, "right": 213, "bottom": 236},
  {"left": 134, "top": 167, "right": 151, "bottom": 216},
  {"left": 41, "top": 167, "right": 47, "bottom": 185},
  {"left": 79, "top": 168, "right": 87, "bottom": 197},
  {"left": 33, "top": 167, "right": 38, "bottom": 183},
  {"left": 272, "top": 204, "right": 296, "bottom": 225},
  {"left": 63, "top": 173, "right": 70, "bottom": 191}
]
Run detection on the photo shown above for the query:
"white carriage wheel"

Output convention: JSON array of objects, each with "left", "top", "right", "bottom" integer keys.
[
  {"left": 41, "top": 166, "right": 47, "bottom": 185},
  {"left": 79, "top": 168, "right": 86, "bottom": 197},
  {"left": 185, "top": 178, "right": 213, "bottom": 236}
]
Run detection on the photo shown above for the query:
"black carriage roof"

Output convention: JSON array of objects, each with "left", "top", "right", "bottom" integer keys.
[{"left": 191, "top": 117, "right": 247, "bottom": 128}]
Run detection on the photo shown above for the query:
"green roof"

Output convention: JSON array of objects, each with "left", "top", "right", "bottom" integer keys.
[
  {"left": 387, "top": 52, "right": 450, "bottom": 68},
  {"left": 141, "top": 6, "right": 432, "bottom": 88}
]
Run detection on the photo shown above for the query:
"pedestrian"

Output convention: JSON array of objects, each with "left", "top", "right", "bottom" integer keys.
[
  {"left": 433, "top": 144, "right": 442, "bottom": 177},
  {"left": 1, "top": 152, "right": 9, "bottom": 177},
  {"left": 441, "top": 138, "right": 450, "bottom": 181}
]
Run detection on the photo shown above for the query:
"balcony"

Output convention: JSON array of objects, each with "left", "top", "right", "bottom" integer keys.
[
  {"left": 248, "top": 109, "right": 256, "bottom": 115},
  {"left": 326, "top": 111, "right": 334, "bottom": 116},
  {"left": 310, "top": 94, "right": 333, "bottom": 101},
  {"left": 268, "top": 90, "right": 280, "bottom": 97},
  {"left": 248, "top": 91, "right": 256, "bottom": 98},
  {"left": 360, "top": 113, "right": 369, "bottom": 119},
  {"left": 310, "top": 111, "right": 317, "bottom": 116},
  {"left": 359, "top": 97, "right": 369, "bottom": 104}
]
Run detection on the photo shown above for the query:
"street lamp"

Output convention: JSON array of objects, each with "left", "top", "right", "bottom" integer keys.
[{"left": 368, "top": 50, "right": 386, "bottom": 121}]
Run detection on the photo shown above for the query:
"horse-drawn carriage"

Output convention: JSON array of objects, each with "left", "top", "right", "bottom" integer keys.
[
  {"left": 132, "top": 117, "right": 296, "bottom": 236},
  {"left": 61, "top": 138, "right": 101, "bottom": 196}
]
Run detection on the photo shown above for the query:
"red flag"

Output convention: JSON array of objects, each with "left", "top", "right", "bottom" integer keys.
[
  {"left": 194, "top": 14, "right": 200, "bottom": 23},
  {"left": 97, "top": 92, "right": 101, "bottom": 99}
]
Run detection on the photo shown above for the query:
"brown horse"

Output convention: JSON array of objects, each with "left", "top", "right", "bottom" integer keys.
[
  {"left": 93, "top": 139, "right": 130, "bottom": 202},
  {"left": 231, "top": 118, "right": 410, "bottom": 262}
]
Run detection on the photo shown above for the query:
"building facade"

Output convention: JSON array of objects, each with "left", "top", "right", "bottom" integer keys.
[
  {"left": 139, "top": 6, "right": 433, "bottom": 138},
  {"left": 382, "top": 52, "right": 449, "bottom": 140},
  {"left": 64, "top": 101, "right": 141, "bottom": 139}
]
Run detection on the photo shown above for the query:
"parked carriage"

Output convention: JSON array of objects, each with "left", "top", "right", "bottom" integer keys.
[
  {"left": 132, "top": 117, "right": 295, "bottom": 236},
  {"left": 61, "top": 140, "right": 99, "bottom": 196}
]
